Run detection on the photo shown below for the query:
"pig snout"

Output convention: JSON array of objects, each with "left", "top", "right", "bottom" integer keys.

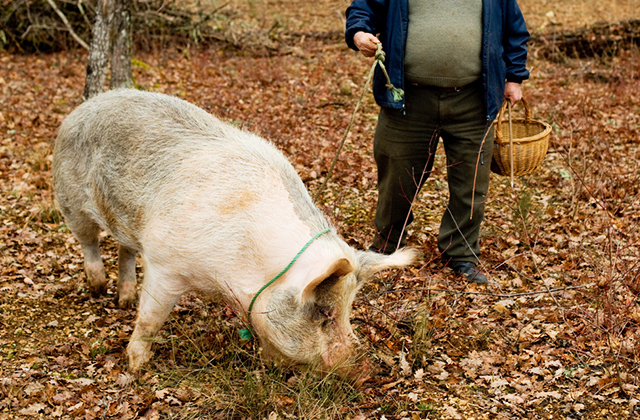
[{"left": 321, "top": 341, "right": 354, "bottom": 371}]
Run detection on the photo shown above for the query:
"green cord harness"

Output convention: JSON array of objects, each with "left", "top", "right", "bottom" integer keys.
[{"left": 239, "top": 227, "right": 332, "bottom": 340}]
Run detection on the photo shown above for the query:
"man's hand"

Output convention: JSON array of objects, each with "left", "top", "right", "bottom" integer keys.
[
  {"left": 354, "top": 31, "right": 380, "bottom": 57},
  {"left": 504, "top": 82, "right": 523, "bottom": 106}
]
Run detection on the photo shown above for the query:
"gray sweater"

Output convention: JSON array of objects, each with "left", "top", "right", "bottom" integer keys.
[{"left": 404, "top": 0, "right": 483, "bottom": 87}]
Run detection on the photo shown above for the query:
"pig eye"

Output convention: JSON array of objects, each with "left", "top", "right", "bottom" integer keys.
[{"left": 310, "top": 304, "right": 334, "bottom": 328}]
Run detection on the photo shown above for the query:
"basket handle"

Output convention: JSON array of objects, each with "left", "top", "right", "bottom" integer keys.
[{"left": 495, "top": 97, "right": 532, "bottom": 142}]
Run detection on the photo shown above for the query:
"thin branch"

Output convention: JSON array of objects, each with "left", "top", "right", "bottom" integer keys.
[
  {"left": 45, "top": 0, "right": 90, "bottom": 50},
  {"left": 77, "top": 0, "right": 93, "bottom": 28},
  {"left": 360, "top": 282, "right": 595, "bottom": 300}
]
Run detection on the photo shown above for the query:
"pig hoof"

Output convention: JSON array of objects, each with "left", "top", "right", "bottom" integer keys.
[
  {"left": 127, "top": 340, "right": 152, "bottom": 373},
  {"left": 117, "top": 283, "right": 137, "bottom": 308},
  {"left": 89, "top": 283, "right": 108, "bottom": 298},
  {"left": 117, "top": 295, "right": 137, "bottom": 309},
  {"left": 85, "top": 262, "right": 107, "bottom": 297}
]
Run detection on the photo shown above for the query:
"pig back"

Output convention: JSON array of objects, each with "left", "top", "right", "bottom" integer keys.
[{"left": 53, "top": 89, "right": 327, "bottom": 255}]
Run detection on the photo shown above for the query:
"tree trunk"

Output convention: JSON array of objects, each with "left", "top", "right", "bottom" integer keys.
[
  {"left": 83, "top": 0, "right": 114, "bottom": 101},
  {"left": 110, "top": 0, "right": 133, "bottom": 89}
]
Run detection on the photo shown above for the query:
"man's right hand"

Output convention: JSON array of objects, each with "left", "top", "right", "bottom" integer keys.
[{"left": 353, "top": 31, "right": 381, "bottom": 57}]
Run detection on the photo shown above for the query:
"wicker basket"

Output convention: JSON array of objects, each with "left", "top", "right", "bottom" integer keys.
[{"left": 491, "top": 98, "right": 551, "bottom": 177}]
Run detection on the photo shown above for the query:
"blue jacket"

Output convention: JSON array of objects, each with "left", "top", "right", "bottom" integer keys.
[{"left": 345, "top": 0, "right": 530, "bottom": 121}]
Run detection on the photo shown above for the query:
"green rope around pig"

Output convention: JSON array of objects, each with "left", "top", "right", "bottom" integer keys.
[{"left": 239, "top": 227, "right": 332, "bottom": 340}]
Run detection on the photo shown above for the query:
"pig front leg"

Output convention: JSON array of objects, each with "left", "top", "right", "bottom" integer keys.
[
  {"left": 117, "top": 245, "right": 138, "bottom": 308},
  {"left": 126, "top": 263, "right": 183, "bottom": 372}
]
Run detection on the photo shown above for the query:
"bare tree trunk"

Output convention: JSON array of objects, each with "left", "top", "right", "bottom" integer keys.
[
  {"left": 83, "top": 0, "right": 114, "bottom": 101},
  {"left": 110, "top": 0, "right": 133, "bottom": 89}
]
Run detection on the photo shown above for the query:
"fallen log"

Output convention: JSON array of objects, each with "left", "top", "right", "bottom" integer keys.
[{"left": 530, "top": 19, "right": 640, "bottom": 60}]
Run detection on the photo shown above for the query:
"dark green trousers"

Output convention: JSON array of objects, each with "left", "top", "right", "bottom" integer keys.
[{"left": 371, "top": 81, "right": 494, "bottom": 262}]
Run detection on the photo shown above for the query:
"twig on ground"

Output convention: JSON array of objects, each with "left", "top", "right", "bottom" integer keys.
[{"left": 362, "top": 282, "right": 594, "bottom": 300}]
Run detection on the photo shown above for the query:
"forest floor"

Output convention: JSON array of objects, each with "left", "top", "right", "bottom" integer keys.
[{"left": 1, "top": 0, "right": 640, "bottom": 419}]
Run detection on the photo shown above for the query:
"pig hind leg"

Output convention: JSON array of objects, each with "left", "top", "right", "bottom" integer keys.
[
  {"left": 126, "top": 261, "right": 184, "bottom": 372},
  {"left": 67, "top": 216, "right": 108, "bottom": 298},
  {"left": 117, "top": 245, "right": 138, "bottom": 308}
]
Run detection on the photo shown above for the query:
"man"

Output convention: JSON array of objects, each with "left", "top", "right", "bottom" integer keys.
[{"left": 345, "top": 0, "right": 530, "bottom": 284}]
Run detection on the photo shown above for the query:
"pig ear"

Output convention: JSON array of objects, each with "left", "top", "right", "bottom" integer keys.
[
  {"left": 355, "top": 248, "right": 418, "bottom": 283},
  {"left": 300, "top": 257, "right": 355, "bottom": 303}
]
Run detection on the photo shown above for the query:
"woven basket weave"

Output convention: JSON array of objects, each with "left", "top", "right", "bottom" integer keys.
[{"left": 491, "top": 98, "right": 551, "bottom": 177}]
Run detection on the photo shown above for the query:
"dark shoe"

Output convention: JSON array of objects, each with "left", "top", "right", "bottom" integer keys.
[{"left": 444, "top": 260, "right": 488, "bottom": 285}]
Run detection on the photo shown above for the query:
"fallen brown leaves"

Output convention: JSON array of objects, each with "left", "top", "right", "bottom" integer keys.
[{"left": 1, "top": 3, "right": 640, "bottom": 419}]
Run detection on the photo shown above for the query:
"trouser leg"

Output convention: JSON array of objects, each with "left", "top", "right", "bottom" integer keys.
[
  {"left": 437, "top": 85, "right": 493, "bottom": 262},
  {"left": 372, "top": 87, "right": 439, "bottom": 254}
]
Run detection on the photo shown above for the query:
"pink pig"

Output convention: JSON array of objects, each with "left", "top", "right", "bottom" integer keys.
[{"left": 52, "top": 89, "right": 416, "bottom": 373}]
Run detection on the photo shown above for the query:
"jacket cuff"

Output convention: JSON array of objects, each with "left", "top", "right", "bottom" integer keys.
[{"left": 506, "top": 72, "right": 529, "bottom": 83}]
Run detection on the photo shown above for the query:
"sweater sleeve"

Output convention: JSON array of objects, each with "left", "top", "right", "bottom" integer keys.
[
  {"left": 503, "top": 0, "right": 530, "bottom": 83},
  {"left": 345, "top": 0, "right": 388, "bottom": 51}
]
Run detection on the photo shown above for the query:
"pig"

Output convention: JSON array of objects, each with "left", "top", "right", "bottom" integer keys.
[{"left": 52, "top": 89, "right": 416, "bottom": 374}]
